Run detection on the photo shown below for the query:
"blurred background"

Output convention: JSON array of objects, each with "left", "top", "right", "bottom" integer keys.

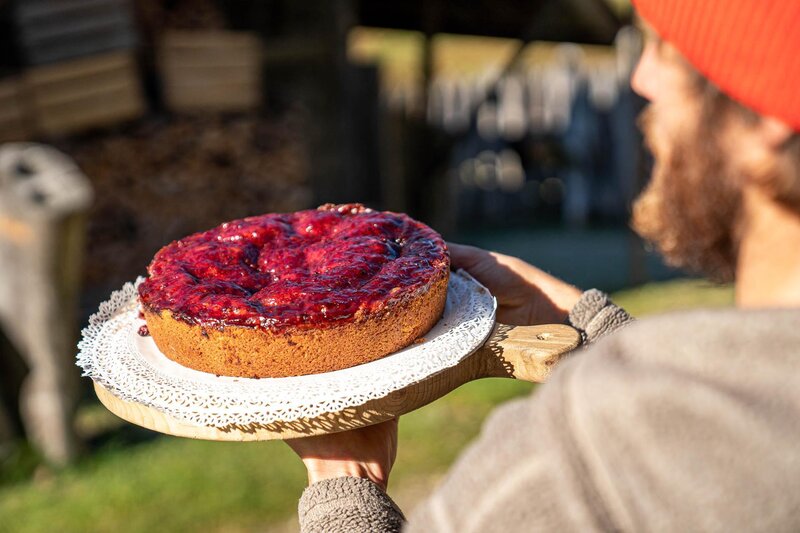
[{"left": 0, "top": 1, "right": 732, "bottom": 532}]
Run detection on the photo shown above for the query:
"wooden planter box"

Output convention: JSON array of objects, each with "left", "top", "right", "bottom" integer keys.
[
  {"left": 14, "top": 0, "right": 137, "bottom": 65},
  {"left": 0, "top": 78, "right": 34, "bottom": 142},
  {"left": 24, "top": 51, "right": 145, "bottom": 136},
  {"left": 159, "top": 31, "right": 263, "bottom": 113}
]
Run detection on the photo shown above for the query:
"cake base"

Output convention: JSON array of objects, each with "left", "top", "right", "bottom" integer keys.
[{"left": 144, "top": 275, "right": 449, "bottom": 378}]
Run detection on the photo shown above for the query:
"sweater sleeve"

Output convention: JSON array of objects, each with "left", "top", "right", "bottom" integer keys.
[
  {"left": 405, "top": 365, "right": 612, "bottom": 533},
  {"left": 298, "top": 289, "right": 633, "bottom": 533},
  {"left": 299, "top": 308, "right": 800, "bottom": 533}
]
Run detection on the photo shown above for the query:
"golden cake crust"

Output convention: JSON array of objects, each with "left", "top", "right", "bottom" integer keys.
[{"left": 144, "top": 274, "right": 448, "bottom": 378}]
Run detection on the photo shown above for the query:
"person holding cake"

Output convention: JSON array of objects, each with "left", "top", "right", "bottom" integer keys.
[{"left": 290, "top": 0, "right": 800, "bottom": 531}]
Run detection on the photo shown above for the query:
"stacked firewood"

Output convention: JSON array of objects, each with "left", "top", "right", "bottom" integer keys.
[{"left": 57, "top": 110, "right": 312, "bottom": 289}]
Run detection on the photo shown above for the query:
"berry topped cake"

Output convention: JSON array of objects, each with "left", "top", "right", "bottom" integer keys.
[{"left": 138, "top": 204, "right": 450, "bottom": 378}]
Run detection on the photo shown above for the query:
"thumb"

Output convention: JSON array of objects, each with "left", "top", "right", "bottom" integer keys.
[{"left": 446, "top": 242, "right": 487, "bottom": 271}]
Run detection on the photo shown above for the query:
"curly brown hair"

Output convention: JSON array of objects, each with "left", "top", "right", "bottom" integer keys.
[{"left": 688, "top": 69, "right": 800, "bottom": 211}]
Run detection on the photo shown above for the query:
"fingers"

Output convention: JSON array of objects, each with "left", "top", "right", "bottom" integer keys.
[
  {"left": 286, "top": 418, "right": 399, "bottom": 490},
  {"left": 447, "top": 242, "right": 487, "bottom": 270}
]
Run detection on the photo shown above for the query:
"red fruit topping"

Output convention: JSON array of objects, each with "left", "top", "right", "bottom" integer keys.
[{"left": 138, "top": 204, "right": 449, "bottom": 331}]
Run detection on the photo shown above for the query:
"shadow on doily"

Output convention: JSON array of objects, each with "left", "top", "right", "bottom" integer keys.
[
  {"left": 215, "top": 406, "right": 389, "bottom": 438},
  {"left": 478, "top": 323, "right": 516, "bottom": 378}
]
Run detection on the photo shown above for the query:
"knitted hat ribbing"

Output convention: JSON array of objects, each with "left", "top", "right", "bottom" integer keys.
[{"left": 633, "top": 0, "right": 800, "bottom": 131}]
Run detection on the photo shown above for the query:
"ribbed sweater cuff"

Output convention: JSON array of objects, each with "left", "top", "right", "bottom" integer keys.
[
  {"left": 568, "top": 289, "right": 634, "bottom": 344},
  {"left": 299, "top": 477, "right": 405, "bottom": 533}
]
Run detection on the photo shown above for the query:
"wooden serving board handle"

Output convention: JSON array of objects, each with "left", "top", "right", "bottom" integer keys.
[
  {"left": 94, "top": 323, "right": 581, "bottom": 441},
  {"left": 474, "top": 323, "right": 582, "bottom": 382}
]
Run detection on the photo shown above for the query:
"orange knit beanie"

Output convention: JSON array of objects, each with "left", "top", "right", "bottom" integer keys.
[{"left": 632, "top": 0, "right": 800, "bottom": 131}]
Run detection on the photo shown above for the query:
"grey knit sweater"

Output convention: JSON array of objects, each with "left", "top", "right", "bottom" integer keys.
[{"left": 298, "top": 290, "right": 800, "bottom": 532}]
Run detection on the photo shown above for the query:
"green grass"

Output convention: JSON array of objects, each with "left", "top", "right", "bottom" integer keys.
[
  {"left": 0, "top": 438, "right": 306, "bottom": 533},
  {"left": 0, "top": 279, "right": 732, "bottom": 533},
  {"left": 612, "top": 278, "right": 734, "bottom": 316}
]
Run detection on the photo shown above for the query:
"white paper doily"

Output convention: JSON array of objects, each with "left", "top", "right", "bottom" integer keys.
[{"left": 77, "top": 270, "right": 496, "bottom": 427}]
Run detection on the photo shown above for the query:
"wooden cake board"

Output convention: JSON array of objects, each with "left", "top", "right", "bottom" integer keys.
[{"left": 95, "top": 323, "right": 581, "bottom": 441}]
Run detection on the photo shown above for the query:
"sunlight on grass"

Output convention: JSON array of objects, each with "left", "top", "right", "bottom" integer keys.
[
  {"left": 612, "top": 278, "right": 733, "bottom": 317},
  {"left": 0, "top": 437, "right": 306, "bottom": 533}
]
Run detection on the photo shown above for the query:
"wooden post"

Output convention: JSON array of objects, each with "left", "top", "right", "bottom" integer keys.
[{"left": 0, "top": 143, "right": 92, "bottom": 466}]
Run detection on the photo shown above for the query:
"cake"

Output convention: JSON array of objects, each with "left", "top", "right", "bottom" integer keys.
[{"left": 137, "top": 203, "right": 450, "bottom": 378}]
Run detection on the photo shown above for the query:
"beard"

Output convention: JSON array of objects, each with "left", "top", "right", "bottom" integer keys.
[{"left": 632, "top": 104, "right": 744, "bottom": 283}]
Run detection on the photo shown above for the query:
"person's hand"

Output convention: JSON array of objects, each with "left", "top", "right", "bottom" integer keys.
[
  {"left": 448, "top": 242, "right": 583, "bottom": 325},
  {"left": 286, "top": 418, "right": 398, "bottom": 491}
]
